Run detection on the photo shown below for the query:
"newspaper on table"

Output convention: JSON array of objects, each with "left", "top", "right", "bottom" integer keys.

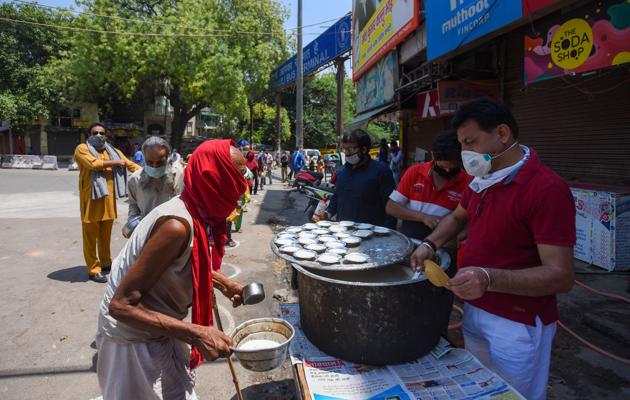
[
  {"left": 279, "top": 304, "right": 524, "bottom": 400},
  {"left": 280, "top": 303, "right": 328, "bottom": 364}
]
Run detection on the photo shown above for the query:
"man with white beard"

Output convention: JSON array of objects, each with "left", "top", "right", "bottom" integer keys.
[{"left": 124, "top": 136, "right": 184, "bottom": 238}]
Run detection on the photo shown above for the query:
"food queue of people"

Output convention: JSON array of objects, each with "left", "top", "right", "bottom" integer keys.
[{"left": 77, "top": 98, "right": 573, "bottom": 400}]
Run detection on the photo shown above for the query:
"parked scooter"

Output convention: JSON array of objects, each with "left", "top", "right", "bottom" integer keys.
[
  {"left": 300, "top": 185, "right": 335, "bottom": 222},
  {"left": 292, "top": 162, "right": 339, "bottom": 190}
]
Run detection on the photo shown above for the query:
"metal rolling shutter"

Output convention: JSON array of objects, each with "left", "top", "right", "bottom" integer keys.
[{"left": 503, "top": 31, "right": 630, "bottom": 186}]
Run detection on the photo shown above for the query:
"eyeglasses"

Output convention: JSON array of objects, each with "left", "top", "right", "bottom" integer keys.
[
  {"left": 91, "top": 131, "right": 106, "bottom": 135},
  {"left": 342, "top": 147, "right": 360, "bottom": 154}
]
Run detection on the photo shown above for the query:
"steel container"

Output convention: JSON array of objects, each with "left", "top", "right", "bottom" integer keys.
[
  {"left": 230, "top": 317, "right": 295, "bottom": 372},
  {"left": 293, "top": 250, "right": 453, "bottom": 365}
]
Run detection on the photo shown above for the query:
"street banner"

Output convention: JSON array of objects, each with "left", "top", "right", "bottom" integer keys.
[
  {"left": 426, "top": 0, "right": 522, "bottom": 61},
  {"left": 352, "top": 0, "right": 419, "bottom": 81},
  {"left": 524, "top": 0, "right": 630, "bottom": 84},
  {"left": 356, "top": 51, "right": 398, "bottom": 115},
  {"left": 271, "top": 14, "right": 352, "bottom": 90}
]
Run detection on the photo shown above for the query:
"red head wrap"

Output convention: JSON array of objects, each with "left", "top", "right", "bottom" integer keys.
[{"left": 180, "top": 139, "right": 246, "bottom": 369}]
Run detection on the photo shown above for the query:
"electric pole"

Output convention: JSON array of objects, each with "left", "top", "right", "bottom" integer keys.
[{"left": 295, "top": 0, "right": 304, "bottom": 149}]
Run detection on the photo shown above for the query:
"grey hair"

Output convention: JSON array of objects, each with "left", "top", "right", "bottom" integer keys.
[{"left": 142, "top": 136, "right": 171, "bottom": 156}]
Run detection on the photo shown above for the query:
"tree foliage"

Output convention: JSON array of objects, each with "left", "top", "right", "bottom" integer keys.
[
  {"left": 242, "top": 102, "right": 291, "bottom": 147},
  {"left": 281, "top": 70, "right": 398, "bottom": 149},
  {"left": 0, "top": 3, "right": 72, "bottom": 130},
  {"left": 63, "top": 0, "right": 288, "bottom": 148}
]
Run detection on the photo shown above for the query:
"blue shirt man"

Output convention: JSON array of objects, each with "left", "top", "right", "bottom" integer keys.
[
  {"left": 325, "top": 130, "right": 396, "bottom": 228},
  {"left": 291, "top": 150, "right": 306, "bottom": 172},
  {"left": 133, "top": 145, "right": 145, "bottom": 167}
]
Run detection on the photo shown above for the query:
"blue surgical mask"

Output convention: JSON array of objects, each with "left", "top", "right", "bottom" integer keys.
[{"left": 144, "top": 164, "right": 167, "bottom": 178}]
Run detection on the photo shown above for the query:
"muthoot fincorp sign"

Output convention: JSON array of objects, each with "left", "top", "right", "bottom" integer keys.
[
  {"left": 426, "top": 0, "right": 522, "bottom": 60},
  {"left": 442, "top": 0, "right": 492, "bottom": 35}
]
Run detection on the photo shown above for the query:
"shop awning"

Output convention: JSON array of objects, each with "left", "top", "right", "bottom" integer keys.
[{"left": 345, "top": 103, "right": 397, "bottom": 132}]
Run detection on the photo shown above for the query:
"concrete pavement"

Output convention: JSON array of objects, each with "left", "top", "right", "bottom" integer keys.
[
  {"left": 0, "top": 168, "right": 306, "bottom": 399},
  {"left": 0, "top": 168, "right": 629, "bottom": 399}
]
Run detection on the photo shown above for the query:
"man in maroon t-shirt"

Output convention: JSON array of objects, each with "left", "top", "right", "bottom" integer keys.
[{"left": 410, "top": 98, "right": 576, "bottom": 400}]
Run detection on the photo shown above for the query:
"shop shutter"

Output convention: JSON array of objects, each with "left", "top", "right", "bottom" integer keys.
[{"left": 504, "top": 31, "right": 630, "bottom": 186}]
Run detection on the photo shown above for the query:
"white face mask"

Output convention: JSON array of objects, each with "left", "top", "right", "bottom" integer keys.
[
  {"left": 461, "top": 141, "right": 519, "bottom": 177},
  {"left": 346, "top": 153, "right": 361, "bottom": 165}
]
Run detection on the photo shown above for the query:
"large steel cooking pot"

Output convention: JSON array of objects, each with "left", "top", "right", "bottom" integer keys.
[{"left": 293, "top": 250, "right": 453, "bottom": 365}]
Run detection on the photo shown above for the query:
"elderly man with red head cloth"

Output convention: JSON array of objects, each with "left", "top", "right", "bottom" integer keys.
[{"left": 95, "top": 140, "right": 249, "bottom": 399}]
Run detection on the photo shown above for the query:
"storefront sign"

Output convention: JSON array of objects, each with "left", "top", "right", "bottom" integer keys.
[
  {"left": 356, "top": 51, "right": 398, "bottom": 115},
  {"left": 352, "top": 0, "right": 418, "bottom": 81},
  {"left": 72, "top": 119, "right": 90, "bottom": 128},
  {"left": 416, "top": 89, "right": 440, "bottom": 120},
  {"left": 522, "top": 0, "right": 559, "bottom": 15},
  {"left": 437, "top": 80, "right": 500, "bottom": 115},
  {"left": 271, "top": 14, "right": 351, "bottom": 90},
  {"left": 426, "top": 0, "right": 522, "bottom": 60},
  {"left": 524, "top": 0, "right": 630, "bottom": 84}
]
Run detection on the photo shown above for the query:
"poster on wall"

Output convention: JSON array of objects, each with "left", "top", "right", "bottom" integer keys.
[
  {"left": 356, "top": 51, "right": 398, "bottom": 115},
  {"left": 524, "top": 0, "right": 630, "bottom": 84},
  {"left": 352, "top": 0, "right": 418, "bottom": 81},
  {"left": 425, "top": 0, "right": 523, "bottom": 61}
]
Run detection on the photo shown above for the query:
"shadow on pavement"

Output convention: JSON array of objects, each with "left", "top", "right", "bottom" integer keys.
[
  {"left": 0, "top": 353, "right": 97, "bottom": 379},
  {"left": 47, "top": 265, "right": 89, "bottom": 283},
  {"left": 230, "top": 378, "right": 296, "bottom": 400},
  {"left": 252, "top": 186, "right": 309, "bottom": 227}
]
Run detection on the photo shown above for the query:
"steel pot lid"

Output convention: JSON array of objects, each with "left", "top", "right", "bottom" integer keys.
[{"left": 271, "top": 222, "right": 414, "bottom": 271}]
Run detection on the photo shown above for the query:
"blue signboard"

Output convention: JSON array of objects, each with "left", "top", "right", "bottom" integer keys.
[
  {"left": 426, "top": 0, "right": 522, "bottom": 61},
  {"left": 271, "top": 14, "right": 352, "bottom": 90}
]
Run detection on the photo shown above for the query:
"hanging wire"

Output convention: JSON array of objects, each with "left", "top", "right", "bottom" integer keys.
[{"left": 7, "top": 0, "right": 350, "bottom": 37}]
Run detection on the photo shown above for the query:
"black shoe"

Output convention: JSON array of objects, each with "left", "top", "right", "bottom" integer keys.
[{"left": 89, "top": 272, "right": 108, "bottom": 283}]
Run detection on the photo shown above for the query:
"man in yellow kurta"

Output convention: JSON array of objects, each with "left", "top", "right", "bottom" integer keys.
[{"left": 74, "top": 123, "right": 140, "bottom": 283}]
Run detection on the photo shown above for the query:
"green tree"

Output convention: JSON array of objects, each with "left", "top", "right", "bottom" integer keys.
[
  {"left": 280, "top": 70, "right": 398, "bottom": 149},
  {"left": 64, "top": 0, "right": 287, "bottom": 148},
  {"left": 243, "top": 102, "right": 291, "bottom": 146},
  {"left": 0, "top": 3, "right": 72, "bottom": 131}
]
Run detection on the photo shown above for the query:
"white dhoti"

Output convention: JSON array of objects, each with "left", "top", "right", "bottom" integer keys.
[{"left": 96, "top": 334, "right": 198, "bottom": 400}]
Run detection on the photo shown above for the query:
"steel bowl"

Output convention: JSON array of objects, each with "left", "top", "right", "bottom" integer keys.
[{"left": 230, "top": 318, "right": 295, "bottom": 372}]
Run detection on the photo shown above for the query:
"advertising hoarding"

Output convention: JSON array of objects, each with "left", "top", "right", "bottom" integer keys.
[
  {"left": 352, "top": 0, "right": 418, "bottom": 81},
  {"left": 425, "top": 0, "right": 522, "bottom": 61},
  {"left": 524, "top": 0, "right": 630, "bottom": 84},
  {"left": 356, "top": 51, "right": 399, "bottom": 114}
]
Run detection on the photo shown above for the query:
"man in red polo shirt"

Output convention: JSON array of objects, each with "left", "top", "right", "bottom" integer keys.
[
  {"left": 386, "top": 130, "right": 471, "bottom": 240},
  {"left": 410, "top": 98, "right": 575, "bottom": 400}
]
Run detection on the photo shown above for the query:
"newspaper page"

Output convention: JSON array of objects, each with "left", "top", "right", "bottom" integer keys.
[
  {"left": 280, "top": 303, "right": 327, "bottom": 364},
  {"left": 303, "top": 357, "right": 412, "bottom": 400},
  {"left": 282, "top": 304, "right": 524, "bottom": 400},
  {"left": 388, "top": 349, "right": 524, "bottom": 399}
]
